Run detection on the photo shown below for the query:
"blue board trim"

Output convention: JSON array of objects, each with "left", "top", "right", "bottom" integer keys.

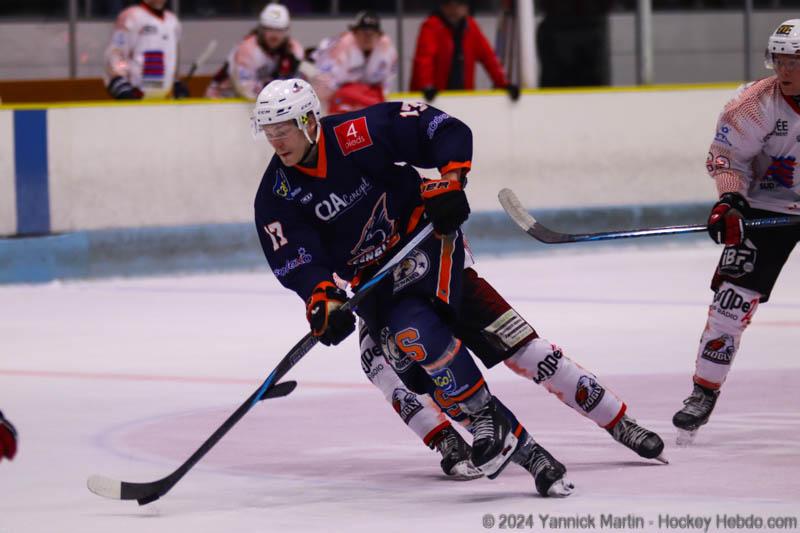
[
  {"left": 13, "top": 109, "right": 50, "bottom": 235},
  {"left": 0, "top": 206, "right": 710, "bottom": 284}
]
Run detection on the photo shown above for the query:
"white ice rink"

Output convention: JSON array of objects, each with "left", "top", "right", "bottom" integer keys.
[{"left": 1, "top": 242, "right": 798, "bottom": 533}]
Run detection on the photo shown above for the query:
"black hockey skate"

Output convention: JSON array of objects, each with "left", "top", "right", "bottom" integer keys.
[
  {"left": 467, "top": 396, "right": 520, "bottom": 479},
  {"left": 607, "top": 414, "right": 668, "bottom": 463},
  {"left": 429, "top": 425, "right": 483, "bottom": 480},
  {"left": 512, "top": 433, "right": 574, "bottom": 497},
  {"left": 673, "top": 383, "right": 720, "bottom": 446}
]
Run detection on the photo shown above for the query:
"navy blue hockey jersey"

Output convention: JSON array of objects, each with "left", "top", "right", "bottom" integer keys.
[{"left": 254, "top": 101, "right": 473, "bottom": 302}]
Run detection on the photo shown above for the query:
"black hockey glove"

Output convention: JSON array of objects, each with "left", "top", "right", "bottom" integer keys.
[
  {"left": 506, "top": 83, "right": 520, "bottom": 101},
  {"left": 0, "top": 410, "right": 17, "bottom": 462},
  {"left": 107, "top": 76, "right": 143, "bottom": 100},
  {"left": 707, "top": 192, "right": 750, "bottom": 246},
  {"left": 306, "top": 281, "right": 355, "bottom": 346},
  {"left": 421, "top": 176, "right": 471, "bottom": 235},
  {"left": 422, "top": 87, "right": 438, "bottom": 102},
  {"left": 172, "top": 80, "right": 190, "bottom": 99}
]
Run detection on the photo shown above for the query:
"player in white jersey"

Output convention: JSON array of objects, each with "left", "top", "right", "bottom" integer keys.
[
  {"left": 205, "top": 4, "right": 307, "bottom": 100},
  {"left": 672, "top": 19, "right": 800, "bottom": 445},
  {"left": 311, "top": 11, "right": 398, "bottom": 114},
  {"left": 104, "top": 0, "right": 186, "bottom": 100}
]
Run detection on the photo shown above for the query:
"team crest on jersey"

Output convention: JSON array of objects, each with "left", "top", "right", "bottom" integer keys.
[
  {"left": 392, "top": 249, "right": 430, "bottom": 293},
  {"left": 575, "top": 375, "right": 605, "bottom": 413},
  {"left": 348, "top": 193, "right": 400, "bottom": 267},
  {"left": 273, "top": 169, "right": 301, "bottom": 200},
  {"left": 333, "top": 116, "right": 374, "bottom": 156},
  {"left": 701, "top": 334, "right": 736, "bottom": 364},
  {"left": 760, "top": 155, "right": 796, "bottom": 189}
]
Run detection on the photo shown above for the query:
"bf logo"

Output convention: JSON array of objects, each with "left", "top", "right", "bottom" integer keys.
[{"left": 720, "top": 246, "right": 756, "bottom": 277}]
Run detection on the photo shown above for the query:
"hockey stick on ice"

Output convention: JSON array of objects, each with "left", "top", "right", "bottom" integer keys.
[
  {"left": 499, "top": 188, "right": 800, "bottom": 244},
  {"left": 87, "top": 223, "right": 435, "bottom": 505},
  {"left": 87, "top": 380, "right": 296, "bottom": 504}
]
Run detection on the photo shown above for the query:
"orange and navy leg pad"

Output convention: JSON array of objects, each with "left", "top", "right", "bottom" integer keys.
[{"left": 387, "top": 296, "right": 486, "bottom": 404}]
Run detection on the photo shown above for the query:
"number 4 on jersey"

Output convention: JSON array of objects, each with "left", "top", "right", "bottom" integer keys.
[{"left": 264, "top": 221, "right": 288, "bottom": 250}]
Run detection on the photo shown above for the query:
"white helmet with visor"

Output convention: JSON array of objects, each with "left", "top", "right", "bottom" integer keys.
[{"left": 252, "top": 79, "right": 322, "bottom": 144}]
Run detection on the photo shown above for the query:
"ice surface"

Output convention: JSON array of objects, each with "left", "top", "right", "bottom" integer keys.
[{"left": 1, "top": 243, "right": 798, "bottom": 532}]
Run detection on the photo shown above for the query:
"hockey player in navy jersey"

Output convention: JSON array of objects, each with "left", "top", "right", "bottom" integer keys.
[{"left": 253, "top": 78, "right": 573, "bottom": 496}]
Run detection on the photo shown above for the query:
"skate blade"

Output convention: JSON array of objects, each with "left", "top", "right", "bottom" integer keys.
[
  {"left": 546, "top": 478, "right": 575, "bottom": 498},
  {"left": 483, "top": 432, "right": 520, "bottom": 480},
  {"left": 675, "top": 428, "right": 697, "bottom": 447},
  {"left": 447, "top": 460, "right": 484, "bottom": 481}
]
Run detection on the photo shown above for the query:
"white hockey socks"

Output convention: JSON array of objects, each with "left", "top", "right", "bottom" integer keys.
[
  {"left": 361, "top": 327, "right": 449, "bottom": 445},
  {"left": 693, "top": 281, "right": 760, "bottom": 389},
  {"left": 504, "top": 337, "right": 625, "bottom": 428}
]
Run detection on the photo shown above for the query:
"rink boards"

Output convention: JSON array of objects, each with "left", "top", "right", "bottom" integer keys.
[{"left": 0, "top": 85, "right": 735, "bottom": 281}]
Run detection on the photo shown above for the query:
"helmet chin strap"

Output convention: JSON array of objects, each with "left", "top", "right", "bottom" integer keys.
[
  {"left": 297, "top": 114, "right": 320, "bottom": 146},
  {"left": 298, "top": 118, "right": 320, "bottom": 165}
]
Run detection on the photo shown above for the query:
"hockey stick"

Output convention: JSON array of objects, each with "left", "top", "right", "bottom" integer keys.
[
  {"left": 87, "top": 379, "right": 296, "bottom": 504},
  {"left": 184, "top": 39, "right": 218, "bottom": 80},
  {"left": 499, "top": 188, "right": 800, "bottom": 244},
  {"left": 87, "top": 223, "right": 434, "bottom": 505}
]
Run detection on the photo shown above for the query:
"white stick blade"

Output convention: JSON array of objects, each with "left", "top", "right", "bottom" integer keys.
[
  {"left": 87, "top": 475, "right": 122, "bottom": 499},
  {"left": 498, "top": 188, "right": 537, "bottom": 231}
]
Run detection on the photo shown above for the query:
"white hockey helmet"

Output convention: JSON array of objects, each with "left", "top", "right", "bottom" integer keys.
[
  {"left": 253, "top": 79, "right": 321, "bottom": 143},
  {"left": 259, "top": 3, "right": 290, "bottom": 30},
  {"left": 764, "top": 19, "right": 800, "bottom": 69}
]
